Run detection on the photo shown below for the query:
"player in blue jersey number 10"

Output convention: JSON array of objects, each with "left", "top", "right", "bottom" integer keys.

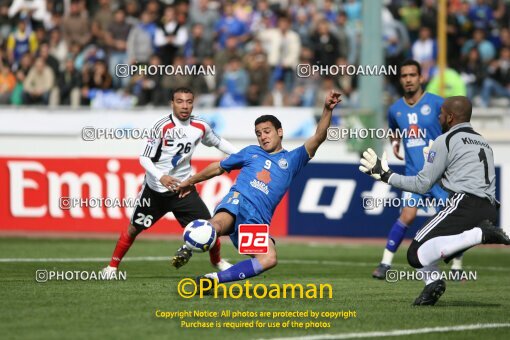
[{"left": 172, "top": 90, "right": 342, "bottom": 290}]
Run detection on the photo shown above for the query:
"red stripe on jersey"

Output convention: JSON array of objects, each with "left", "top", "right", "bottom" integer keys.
[
  {"left": 162, "top": 122, "right": 175, "bottom": 138},
  {"left": 190, "top": 121, "right": 206, "bottom": 137}
]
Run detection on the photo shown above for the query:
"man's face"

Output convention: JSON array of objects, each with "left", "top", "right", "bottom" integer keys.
[
  {"left": 255, "top": 121, "right": 283, "bottom": 153},
  {"left": 399, "top": 65, "right": 422, "bottom": 95},
  {"left": 439, "top": 104, "right": 452, "bottom": 133},
  {"left": 172, "top": 92, "right": 194, "bottom": 121}
]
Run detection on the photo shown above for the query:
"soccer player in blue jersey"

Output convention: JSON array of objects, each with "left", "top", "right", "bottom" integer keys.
[
  {"left": 172, "top": 91, "right": 342, "bottom": 286},
  {"left": 372, "top": 60, "right": 463, "bottom": 279}
]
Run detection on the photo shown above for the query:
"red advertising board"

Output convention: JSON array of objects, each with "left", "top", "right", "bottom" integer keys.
[{"left": 0, "top": 157, "right": 288, "bottom": 235}]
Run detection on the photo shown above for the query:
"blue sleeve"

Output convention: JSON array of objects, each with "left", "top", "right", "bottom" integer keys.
[
  {"left": 220, "top": 146, "right": 249, "bottom": 172},
  {"left": 290, "top": 145, "right": 311, "bottom": 176},
  {"left": 388, "top": 107, "right": 397, "bottom": 131}
]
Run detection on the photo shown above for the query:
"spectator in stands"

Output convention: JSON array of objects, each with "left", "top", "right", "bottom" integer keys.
[
  {"left": 420, "top": 0, "right": 437, "bottom": 34},
  {"left": 462, "top": 28, "right": 496, "bottom": 63},
  {"left": 8, "top": 0, "right": 49, "bottom": 29},
  {"left": 91, "top": 0, "right": 113, "bottom": 49},
  {"left": 481, "top": 47, "right": 510, "bottom": 107},
  {"left": 124, "top": 0, "right": 140, "bottom": 26},
  {"left": 322, "top": 0, "right": 337, "bottom": 23},
  {"left": 189, "top": 0, "right": 219, "bottom": 42},
  {"left": 127, "top": 11, "right": 156, "bottom": 65},
  {"left": 61, "top": 0, "right": 91, "bottom": 48},
  {"left": 258, "top": 14, "right": 301, "bottom": 91},
  {"left": 22, "top": 57, "right": 55, "bottom": 105},
  {"left": 184, "top": 23, "right": 211, "bottom": 65},
  {"left": 460, "top": 47, "right": 486, "bottom": 101},
  {"left": 249, "top": 0, "right": 276, "bottom": 32},
  {"left": 233, "top": 0, "right": 253, "bottom": 24},
  {"left": 292, "top": 9, "right": 312, "bottom": 48},
  {"left": 38, "top": 41, "right": 60, "bottom": 78},
  {"left": 161, "top": 55, "right": 193, "bottom": 95},
  {"left": 215, "top": 2, "right": 249, "bottom": 49},
  {"left": 131, "top": 54, "right": 166, "bottom": 106},
  {"left": 53, "top": 57, "right": 81, "bottom": 107},
  {"left": 192, "top": 55, "right": 218, "bottom": 108},
  {"left": 0, "top": 0, "right": 14, "bottom": 43},
  {"left": 263, "top": 79, "right": 290, "bottom": 107},
  {"left": 412, "top": 26, "right": 436, "bottom": 83},
  {"left": 6, "top": 19, "right": 38, "bottom": 67},
  {"left": 214, "top": 36, "right": 243, "bottom": 82},
  {"left": 399, "top": 0, "right": 421, "bottom": 43},
  {"left": 218, "top": 56, "right": 249, "bottom": 107},
  {"left": 155, "top": 5, "right": 188, "bottom": 66},
  {"left": 331, "top": 11, "right": 356, "bottom": 64},
  {"left": 105, "top": 8, "right": 131, "bottom": 88},
  {"left": 312, "top": 21, "right": 340, "bottom": 67},
  {"left": 80, "top": 59, "right": 112, "bottom": 105},
  {"left": 469, "top": 0, "right": 494, "bottom": 31},
  {"left": 344, "top": 0, "right": 362, "bottom": 26},
  {"left": 244, "top": 39, "right": 270, "bottom": 102},
  {"left": 48, "top": 29, "right": 68, "bottom": 69},
  {"left": 0, "top": 61, "right": 16, "bottom": 104}
]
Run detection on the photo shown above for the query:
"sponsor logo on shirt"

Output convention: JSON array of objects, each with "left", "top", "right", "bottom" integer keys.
[{"left": 250, "top": 169, "right": 271, "bottom": 194}]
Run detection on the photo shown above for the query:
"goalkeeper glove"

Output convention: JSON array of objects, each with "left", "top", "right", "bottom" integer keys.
[{"left": 359, "top": 148, "right": 394, "bottom": 183}]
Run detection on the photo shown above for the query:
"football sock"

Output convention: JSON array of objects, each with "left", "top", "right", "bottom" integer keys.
[
  {"left": 217, "top": 258, "right": 263, "bottom": 283},
  {"left": 209, "top": 237, "right": 222, "bottom": 265},
  {"left": 109, "top": 231, "right": 135, "bottom": 268},
  {"left": 417, "top": 263, "right": 440, "bottom": 285},
  {"left": 381, "top": 220, "right": 408, "bottom": 265},
  {"left": 451, "top": 255, "right": 463, "bottom": 270},
  {"left": 417, "top": 228, "right": 482, "bottom": 267},
  {"left": 381, "top": 249, "right": 394, "bottom": 266}
]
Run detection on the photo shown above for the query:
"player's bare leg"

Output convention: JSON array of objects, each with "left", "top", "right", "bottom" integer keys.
[
  {"left": 373, "top": 206, "right": 416, "bottom": 279},
  {"left": 103, "top": 224, "right": 143, "bottom": 276},
  {"left": 172, "top": 211, "right": 235, "bottom": 269}
]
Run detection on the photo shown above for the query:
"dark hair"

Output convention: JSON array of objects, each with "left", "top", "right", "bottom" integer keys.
[
  {"left": 399, "top": 59, "right": 421, "bottom": 76},
  {"left": 255, "top": 115, "right": 282, "bottom": 130},
  {"left": 171, "top": 87, "right": 194, "bottom": 100}
]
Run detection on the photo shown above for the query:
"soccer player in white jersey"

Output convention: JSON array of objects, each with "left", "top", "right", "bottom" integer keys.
[{"left": 103, "top": 88, "right": 238, "bottom": 275}]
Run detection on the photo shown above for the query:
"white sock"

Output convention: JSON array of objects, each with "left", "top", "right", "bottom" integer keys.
[
  {"left": 417, "top": 228, "right": 482, "bottom": 266},
  {"left": 381, "top": 249, "right": 394, "bottom": 266},
  {"left": 417, "top": 263, "right": 440, "bottom": 285},
  {"left": 205, "top": 272, "right": 218, "bottom": 281},
  {"left": 451, "top": 256, "right": 463, "bottom": 270}
]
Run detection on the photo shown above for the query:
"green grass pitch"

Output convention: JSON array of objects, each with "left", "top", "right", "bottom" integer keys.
[{"left": 0, "top": 237, "right": 509, "bottom": 339}]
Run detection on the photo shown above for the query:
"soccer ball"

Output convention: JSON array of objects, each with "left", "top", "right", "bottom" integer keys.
[{"left": 183, "top": 219, "right": 217, "bottom": 252}]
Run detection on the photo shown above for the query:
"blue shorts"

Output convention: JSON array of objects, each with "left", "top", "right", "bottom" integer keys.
[
  {"left": 402, "top": 183, "right": 450, "bottom": 211},
  {"left": 214, "top": 190, "right": 268, "bottom": 249}
]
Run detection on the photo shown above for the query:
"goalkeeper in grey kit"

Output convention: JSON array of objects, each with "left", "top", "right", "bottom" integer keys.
[{"left": 359, "top": 96, "right": 510, "bottom": 306}]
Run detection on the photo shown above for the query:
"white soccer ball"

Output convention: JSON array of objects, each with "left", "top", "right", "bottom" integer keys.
[{"left": 183, "top": 219, "right": 217, "bottom": 252}]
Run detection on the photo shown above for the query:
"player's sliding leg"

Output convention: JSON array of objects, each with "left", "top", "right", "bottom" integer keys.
[
  {"left": 103, "top": 224, "right": 143, "bottom": 275},
  {"left": 171, "top": 191, "right": 233, "bottom": 270},
  {"left": 373, "top": 206, "right": 417, "bottom": 279},
  {"left": 198, "top": 240, "right": 277, "bottom": 294}
]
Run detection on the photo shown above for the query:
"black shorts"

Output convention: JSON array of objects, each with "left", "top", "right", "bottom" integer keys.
[
  {"left": 130, "top": 184, "right": 211, "bottom": 229},
  {"left": 408, "top": 192, "right": 498, "bottom": 266}
]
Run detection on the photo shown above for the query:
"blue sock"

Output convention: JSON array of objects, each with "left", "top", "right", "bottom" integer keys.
[
  {"left": 385, "top": 220, "right": 408, "bottom": 252},
  {"left": 217, "top": 258, "right": 264, "bottom": 283}
]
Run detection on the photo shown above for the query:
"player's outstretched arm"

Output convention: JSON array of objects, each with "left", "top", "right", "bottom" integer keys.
[
  {"left": 178, "top": 161, "right": 225, "bottom": 198},
  {"left": 304, "top": 90, "right": 341, "bottom": 157}
]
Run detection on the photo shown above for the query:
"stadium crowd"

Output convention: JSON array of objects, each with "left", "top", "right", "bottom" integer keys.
[{"left": 0, "top": 0, "right": 509, "bottom": 108}]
